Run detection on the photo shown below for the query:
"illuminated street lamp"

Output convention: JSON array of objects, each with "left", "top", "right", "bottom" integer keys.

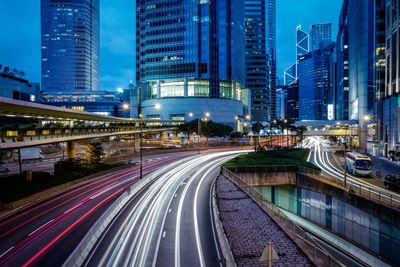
[
  {"left": 122, "top": 103, "right": 130, "bottom": 110},
  {"left": 363, "top": 115, "right": 371, "bottom": 121},
  {"left": 197, "top": 112, "right": 210, "bottom": 154}
]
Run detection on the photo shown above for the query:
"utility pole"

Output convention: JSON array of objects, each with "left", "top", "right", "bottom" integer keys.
[{"left": 140, "top": 119, "right": 143, "bottom": 179}]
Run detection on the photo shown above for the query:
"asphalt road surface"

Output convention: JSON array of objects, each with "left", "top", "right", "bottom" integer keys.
[
  {"left": 0, "top": 152, "right": 194, "bottom": 267},
  {"left": 83, "top": 151, "right": 245, "bottom": 267}
]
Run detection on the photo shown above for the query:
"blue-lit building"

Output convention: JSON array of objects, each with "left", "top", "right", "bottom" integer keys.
[
  {"left": 136, "top": 0, "right": 247, "bottom": 128},
  {"left": 40, "top": 89, "right": 131, "bottom": 118},
  {"left": 245, "top": 0, "right": 270, "bottom": 122},
  {"left": 298, "top": 42, "right": 335, "bottom": 121},
  {"left": 348, "top": 0, "right": 379, "bottom": 150},
  {"left": 286, "top": 82, "right": 299, "bottom": 121},
  {"left": 0, "top": 67, "right": 39, "bottom": 102},
  {"left": 383, "top": 0, "right": 399, "bottom": 153},
  {"left": 275, "top": 86, "right": 287, "bottom": 119},
  {"left": 284, "top": 26, "right": 309, "bottom": 86},
  {"left": 267, "top": 0, "right": 277, "bottom": 120},
  {"left": 310, "top": 23, "right": 332, "bottom": 51},
  {"left": 41, "top": 0, "right": 99, "bottom": 92},
  {"left": 335, "top": 0, "right": 350, "bottom": 120}
]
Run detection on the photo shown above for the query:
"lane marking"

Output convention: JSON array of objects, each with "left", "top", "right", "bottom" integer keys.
[
  {"left": 28, "top": 219, "right": 55, "bottom": 236},
  {"left": 63, "top": 202, "right": 84, "bottom": 214},
  {"left": 162, "top": 231, "right": 166, "bottom": 238},
  {"left": 0, "top": 246, "right": 14, "bottom": 258}
]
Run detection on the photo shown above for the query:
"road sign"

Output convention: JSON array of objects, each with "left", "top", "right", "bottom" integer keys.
[{"left": 260, "top": 242, "right": 279, "bottom": 266}]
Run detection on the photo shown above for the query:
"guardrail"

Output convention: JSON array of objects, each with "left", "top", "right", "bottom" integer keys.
[
  {"left": 227, "top": 165, "right": 321, "bottom": 176},
  {"left": 222, "top": 167, "right": 343, "bottom": 267},
  {"left": 318, "top": 172, "right": 400, "bottom": 209}
]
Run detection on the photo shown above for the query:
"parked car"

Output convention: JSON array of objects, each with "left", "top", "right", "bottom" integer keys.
[
  {"left": 388, "top": 150, "right": 400, "bottom": 162},
  {"left": 383, "top": 174, "right": 400, "bottom": 192}
]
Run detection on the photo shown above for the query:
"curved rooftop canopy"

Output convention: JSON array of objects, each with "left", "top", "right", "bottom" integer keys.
[{"left": 0, "top": 97, "right": 170, "bottom": 123}]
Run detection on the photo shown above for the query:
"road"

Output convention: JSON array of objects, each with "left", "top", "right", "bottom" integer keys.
[
  {"left": 83, "top": 151, "right": 243, "bottom": 267},
  {"left": 304, "top": 136, "right": 400, "bottom": 201},
  {"left": 0, "top": 152, "right": 195, "bottom": 267}
]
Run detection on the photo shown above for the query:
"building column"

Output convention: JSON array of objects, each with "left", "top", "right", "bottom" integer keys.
[
  {"left": 184, "top": 78, "right": 188, "bottom": 97},
  {"left": 157, "top": 80, "right": 161, "bottom": 98},
  {"left": 66, "top": 141, "right": 76, "bottom": 159}
]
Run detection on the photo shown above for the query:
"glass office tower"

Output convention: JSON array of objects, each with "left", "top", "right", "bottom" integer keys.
[
  {"left": 384, "top": 0, "right": 400, "bottom": 153},
  {"left": 348, "top": 0, "right": 378, "bottom": 149},
  {"left": 335, "top": 0, "right": 350, "bottom": 120},
  {"left": 245, "top": 0, "right": 270, "bottom": 122},
  {"left": 267, "top": 0, "right": 277, "bottom": 120},
  {"left": 41, "top": 0, "right": 99, "bottom": 92},
  {"left": 136, "top": 0, "right": 247, "bottom": 126},
  {"left": 298, "top": 43, "right": 335, "bottom": 120},
  {"left": 310, "top": 23, "right": 332, "bottom": 51}
]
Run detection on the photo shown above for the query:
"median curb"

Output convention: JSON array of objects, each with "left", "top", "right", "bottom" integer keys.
[{"left": 211, "top": 176, "right": 237, "bottom": 267}]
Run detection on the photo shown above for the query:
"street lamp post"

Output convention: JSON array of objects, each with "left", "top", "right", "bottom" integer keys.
[
  {"left": 137, "top": 103, "right": 161, "bottom": 179},
  {"left": 197, "top": 118, "right": 201, "bottom": 155},
  {"left": 139, "top": 115, "right": 143, "bottom": 179}
]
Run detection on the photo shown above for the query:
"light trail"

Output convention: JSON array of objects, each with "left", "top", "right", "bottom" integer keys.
[
  {"left": 87, "top": 151, "right": 246, "bottom": 267},
  {"left": 305, "top": 136, "right": 400, "bottom": 202}
]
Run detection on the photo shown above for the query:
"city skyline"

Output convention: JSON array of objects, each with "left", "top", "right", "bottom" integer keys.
[{"left": 0, "top": 0, "right": 341, "bottom": 89}]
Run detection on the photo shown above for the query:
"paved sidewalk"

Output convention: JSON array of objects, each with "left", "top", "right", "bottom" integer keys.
[{"left": 216, "top": 176, "right": 313, "bottom": 267}]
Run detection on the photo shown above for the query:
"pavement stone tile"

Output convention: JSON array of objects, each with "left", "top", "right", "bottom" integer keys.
[{"left": 216, "top": 176, "right": 313, "bottom": 267}]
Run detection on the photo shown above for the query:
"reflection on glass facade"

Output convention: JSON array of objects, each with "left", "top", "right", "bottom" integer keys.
[
  {"left": 136, "top": 0, "right": 246, "bottom": 102},
  {"left": 41, "top": 0, "right": 99, "bottom": 92},
  {"left": 255, "top": 185, "right": 400, "bottom": 265}
]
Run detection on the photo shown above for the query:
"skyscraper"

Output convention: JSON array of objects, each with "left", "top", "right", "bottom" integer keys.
[
  {"left": 335, "top": 0, "right": 349, "bottom": 120},
  {"left": 310, "top": 23, "right": 332, "bottom": 51},
  {"left": 245, "top": 0, "right": 269, "bottom": 122},
  {"left": 283, "top": 26, "right": 309, "bottom": 87},
  {"left": 275, "top": 86, "right": 287, "bottom": 119},
  {"left": 296, "top": 26, "right": 309, "bottom": 59},
  {"left": 298, "top": 42, "right": 335, "bottom": 120},
  {"left": 267, "top": 0, "right": 277, "bottom": 120},
  {"left": 41, "top": 0, "right": 99, "bottom": 92},
  {"left": 348, "top": 0, "right": 378, "bottom": 149},
  {"left": 136, "top": 0, "right": 247, "bottom": 126},
  {"left": 383, "top": 0, "right": 399, "bottom": 154}
]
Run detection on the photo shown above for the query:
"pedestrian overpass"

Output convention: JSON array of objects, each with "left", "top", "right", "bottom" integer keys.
[
  {"left": 293, "top": 120, "right": 359, "bottom": 137},
  {"left": 0, "top": 97, "right": 183, "bottom": 155}
]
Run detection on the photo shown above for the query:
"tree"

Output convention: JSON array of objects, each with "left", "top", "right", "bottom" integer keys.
[
  {"left": 251, "top": 122, "right": 264, "bottom": 151},
  {"left": 178, "top": 119, "right": 233, "bottom": 140},
  {"left": 81, "top": 142, "right": 104, "bottom": 165}
]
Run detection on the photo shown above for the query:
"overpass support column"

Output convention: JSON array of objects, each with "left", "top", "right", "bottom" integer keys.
[
  {"left": 66, "top": 141, "right": 76, "bottom": 160},
  {"left": 134, "top": 133, "right": 141, "bottom": 153}
]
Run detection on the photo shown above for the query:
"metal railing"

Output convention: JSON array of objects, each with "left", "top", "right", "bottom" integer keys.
[
  {"left": 222, "top": 167, "right": 343, "bottom": 267},
  {"left": 319, "top": 172, "right": 400, "bottom": 209},
  {"left": 227, "top": 165, "right": 321, "bottom": 176}
]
